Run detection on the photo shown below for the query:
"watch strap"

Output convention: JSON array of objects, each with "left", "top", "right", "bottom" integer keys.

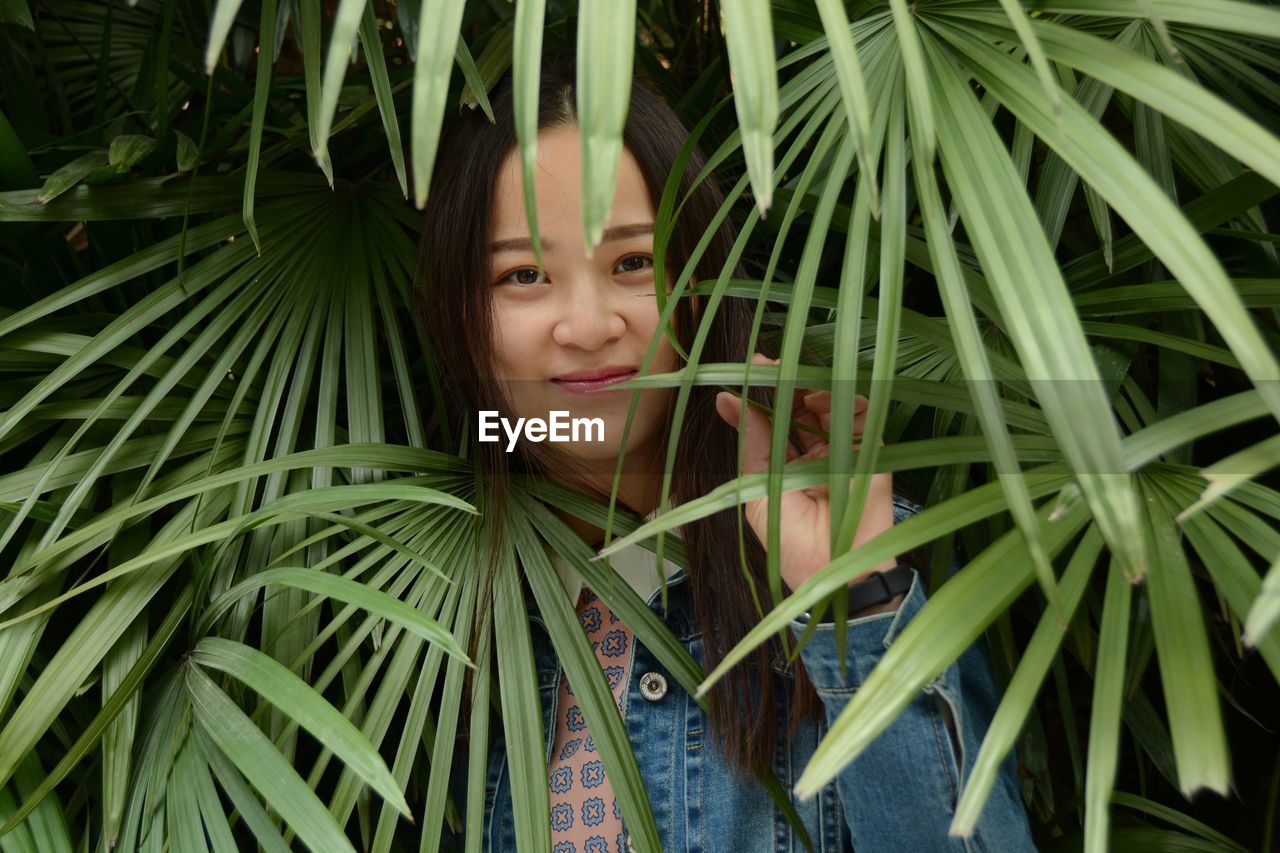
[
  {"left": 803, "top": 561, "right": 915, "bottom": 622},
  {"left": 844, "top": 562, "right": 914, "bottom": 614}
]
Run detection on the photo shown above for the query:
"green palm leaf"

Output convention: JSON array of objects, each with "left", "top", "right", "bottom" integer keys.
[
  {"left": 576, "top": 0, "right": 637, "bottom": 252},
  {"left": 190, "top": 636, "right": 412, "bottom": 816},
  {"left": 186, "top": 664, "right": 356, "bottom": 853}
]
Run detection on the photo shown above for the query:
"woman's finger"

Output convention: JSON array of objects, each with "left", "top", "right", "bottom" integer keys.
[
  {"left": 749, "top": 356, "right": 855, "bottom": 455},
  {"left": 790, "top": 392, "right": 826, "bottom": 454},
  {"left": 794, "top": 432, "right": 883, "bottom": 464},
  {"left": 745, "top": 353, "right": 815, "bottom": 460},
  {"left": 804, "top": 392, "right": 869, "bottom": 439},
  {"left": 715, "top": 390, "right": 795, "bottom": 474}
]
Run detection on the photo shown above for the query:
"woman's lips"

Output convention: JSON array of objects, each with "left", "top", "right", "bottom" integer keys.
[{"left": 550, "top": 369, "right": 638, "bottom": 395}]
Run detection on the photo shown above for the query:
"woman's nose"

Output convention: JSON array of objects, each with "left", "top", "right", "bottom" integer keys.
[{"left": 550, "top": 274, "right": 627, "bottom": 350}]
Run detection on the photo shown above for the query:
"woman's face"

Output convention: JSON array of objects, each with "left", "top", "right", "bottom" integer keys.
[{"left": 487, "top": 125, "right": 679, "bottom": 468}]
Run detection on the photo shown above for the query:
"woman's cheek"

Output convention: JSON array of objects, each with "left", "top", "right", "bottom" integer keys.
[{"left": 490, "top": 302, "right": 546, "bottom": 382}]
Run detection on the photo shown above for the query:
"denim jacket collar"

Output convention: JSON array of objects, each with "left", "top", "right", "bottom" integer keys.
[
  {"left": 550, "top": 537, "right": 685, "bottom": 608},
  {"left": 525, "top": 507, "right": 690, "bottom": 634}
]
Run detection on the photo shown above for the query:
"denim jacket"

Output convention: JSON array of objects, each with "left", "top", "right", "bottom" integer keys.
[{"left": 472, "top": 496, "right": 1037, "bottom": 852}]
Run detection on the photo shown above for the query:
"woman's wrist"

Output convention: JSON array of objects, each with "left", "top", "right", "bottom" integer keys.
[{"left": 848, "top": 556, "right": 900, "bottom": 583}]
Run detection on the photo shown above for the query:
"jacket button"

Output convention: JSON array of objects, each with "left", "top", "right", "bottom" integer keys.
[{"left": 639, "top": 671, "right": 667, "bottom": 701}]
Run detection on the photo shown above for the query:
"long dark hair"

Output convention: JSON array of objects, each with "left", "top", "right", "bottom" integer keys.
[{"left": 414, "top": 60, "right": 822, "bottom": 776}]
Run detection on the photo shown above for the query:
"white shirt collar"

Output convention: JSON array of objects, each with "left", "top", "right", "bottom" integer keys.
[{"left": 551, "top": 509, "right": 683, "bottom": 604}]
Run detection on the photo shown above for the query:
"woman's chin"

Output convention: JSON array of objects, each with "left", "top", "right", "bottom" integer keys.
[
  {"left": 541, "top": 435, "right": 664, "bottom": 472},
  {"left": 553, "top": 440, "right": 639, "bottom": 465}
]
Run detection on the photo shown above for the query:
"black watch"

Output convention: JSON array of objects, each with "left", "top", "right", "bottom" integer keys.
[{"left": 803, "top": 561, "right": 914, "bottom": 622}]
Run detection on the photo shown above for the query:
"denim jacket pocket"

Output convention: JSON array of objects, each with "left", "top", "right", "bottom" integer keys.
[
  {"left": 786, "top": 568, "right": 932, "bottom": 693},
  {"left": 784, "top": 563, "right": 1040, "bottom": 852}
]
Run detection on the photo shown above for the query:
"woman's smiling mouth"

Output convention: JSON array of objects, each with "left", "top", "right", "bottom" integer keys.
[{"left": 551, "top": 367, "right": 639, "bottom": 395}]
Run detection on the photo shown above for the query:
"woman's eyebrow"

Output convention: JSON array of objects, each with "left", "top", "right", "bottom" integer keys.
[
  {"left": 489, "top": 223, "right": 655, "bottom": 254},
  {"left": 598, "top": 223, "right": 655, "bottom": 243}
]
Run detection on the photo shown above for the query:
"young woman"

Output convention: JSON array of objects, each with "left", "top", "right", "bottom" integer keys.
[{"left": 417, "top": 62, "right": 1036, "bottom": 852}]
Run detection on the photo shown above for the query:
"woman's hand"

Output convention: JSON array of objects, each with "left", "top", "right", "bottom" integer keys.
[{"left": 714, "top": 354, "right": 897, "bottom": 596}]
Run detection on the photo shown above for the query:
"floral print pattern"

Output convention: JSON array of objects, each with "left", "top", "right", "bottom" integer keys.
[{"left": 546, "top": 585, "right": 634, "bottom": 852}]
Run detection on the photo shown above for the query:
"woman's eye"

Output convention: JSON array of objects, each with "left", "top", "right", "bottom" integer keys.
[
  {"left": 615, "top": 255, "right": 653, "bottom": 275},
  {"left": 502, "top": 267, "right": 548, "bottom": 286}
]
